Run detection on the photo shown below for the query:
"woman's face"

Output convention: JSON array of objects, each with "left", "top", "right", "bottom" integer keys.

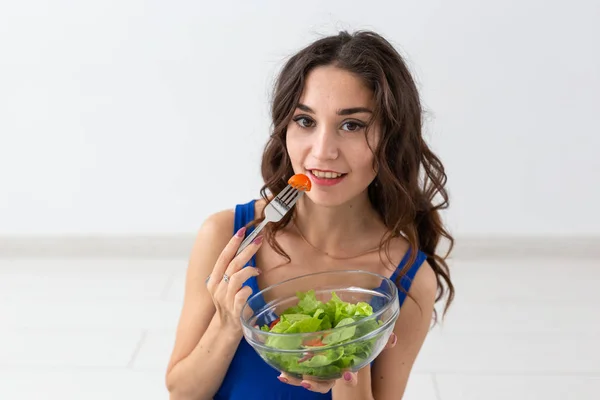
[{"left": 286, "top": 65, "right": 380, "bottom": 207}]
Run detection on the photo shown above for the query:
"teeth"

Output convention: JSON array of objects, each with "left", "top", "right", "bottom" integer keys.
[{"left": 311, "top": 170, "right": 343, "bottom": 179}]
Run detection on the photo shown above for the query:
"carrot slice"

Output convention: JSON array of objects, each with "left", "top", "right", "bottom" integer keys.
[{"left": 287, "top": 173, "right": 311, "bottom": 192}]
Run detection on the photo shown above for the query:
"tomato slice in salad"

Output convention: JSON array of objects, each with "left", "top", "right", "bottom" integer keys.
[
  {"left": 302, "top": 337, "right": 325, "bottom": 347},
  {"left": 298, "top": 352, "right": 314, "bottom": 363},
  {"left": 269, "top": 317, "right": 280, "bottom": 329}
]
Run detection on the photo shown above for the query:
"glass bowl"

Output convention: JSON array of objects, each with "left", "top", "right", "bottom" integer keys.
[{"left": 240, "top": 270, "right": 400, "bottom": 381}]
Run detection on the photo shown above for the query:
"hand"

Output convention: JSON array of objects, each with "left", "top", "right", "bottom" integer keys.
[
  {"left": 205, "top": 226, "right": 263, "bottom": 336},
  {"left": 277, "top": 331, "right": 398, "bottom": 393}
]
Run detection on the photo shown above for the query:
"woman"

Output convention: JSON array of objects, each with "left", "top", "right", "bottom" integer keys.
[{"left": 165, "top": 30, "right": 454, "bottom": 400}]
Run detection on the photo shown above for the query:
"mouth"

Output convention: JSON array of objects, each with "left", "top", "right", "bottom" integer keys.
[
  {"left": 306, "top": 169, "right": 348, "bottom": 186},
  {"left": 307, "top": 169, "right": 346, "bottom": 179}
]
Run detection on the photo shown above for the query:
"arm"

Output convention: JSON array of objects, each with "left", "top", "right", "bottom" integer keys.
[
  {"left": 296, "top": 262, "right": 437, "bottom": 400},
  {"left": 165, "top": 210, "right": 251, "bottom": 400},
  {"left": 167, "top": 315, "right": 242, "bottom": 400},
  {"left": 368, "top": 261, "right": 437, "bottom": 400},
  {"left": 330, "top": 365, "right": 375, "bottom": 400}
]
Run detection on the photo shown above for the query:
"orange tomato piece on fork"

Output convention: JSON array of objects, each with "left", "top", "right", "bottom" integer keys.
[{"left": 287, "top": 173, "right": 311, "bottom": 192}]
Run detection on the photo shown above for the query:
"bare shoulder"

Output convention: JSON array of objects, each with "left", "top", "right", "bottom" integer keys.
[
  {"left": 387, "top": 236, "right": 437, "bottom": 306},
  {"left": 198, "top": 209, "right": 235, "bottom": 239},
  {"left": 253, "top": 198, "right": 267, "bottom": 218},
  {"left": 187, "top": 208, "right": 238, "bottom": 276},
  {"left": 409, "top": 259, "right": 437, "bottom": 307},
  {"left": 182, "top": 207, "right": 238, "bottom": 298}
]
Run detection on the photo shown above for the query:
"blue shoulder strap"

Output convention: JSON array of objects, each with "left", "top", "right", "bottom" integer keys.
[
  {"left": 234, "top": 199, "right": 260, "bottom": 295},
  {"left": 391, "top": 249, "right": 428, "bottom": 307}
]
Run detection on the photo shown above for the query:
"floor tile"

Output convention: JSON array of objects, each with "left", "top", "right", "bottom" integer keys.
[
  {"left": 435, "top": 374, "right": 600, "bottom": 400},
  {"left": 0, "top": 329, "right": 142, "bottom": 367},
  {"left": 164, "top": 270, "right": 186, "bottom": 303},
  {"left": 432, "top": 302, "right": 600, "bottom": 335},
  {"left": 447, "top": 258, "right": 598, "bottom": 305},
  {"left": 0, "top": 299, "right": 182, "bottom": 330},
  {"left": 131, "top": 330, "right": 176, "bottom": 370},
  {"left": 0, "top": 367, "right": 168, "bottom": 400},
  {"left": 413, "top": 330, "right": 600, "bottom": 374},
  {"left": 403, "top": 373, "right": 438, "bottom": 400},
  {"left": 0, "top": 259, "right": 177, "bottom": 300}
]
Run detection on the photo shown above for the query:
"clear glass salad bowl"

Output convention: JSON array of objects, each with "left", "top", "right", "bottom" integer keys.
[{"left": 240, "top": 270, "right": 400, "bottom": 381}]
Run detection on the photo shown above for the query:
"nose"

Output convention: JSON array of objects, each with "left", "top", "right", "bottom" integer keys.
[{"left": 310, "top": 127, "right": 339, "bottom": 161}]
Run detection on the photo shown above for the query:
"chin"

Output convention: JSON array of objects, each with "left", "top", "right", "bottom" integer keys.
[{"left": 303, "top": 190, "right": 362, "bottom": 208}]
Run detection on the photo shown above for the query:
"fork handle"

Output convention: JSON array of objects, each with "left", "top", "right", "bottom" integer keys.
[{"left": 235, "top": 219, "right": 269, "bottom": 257}]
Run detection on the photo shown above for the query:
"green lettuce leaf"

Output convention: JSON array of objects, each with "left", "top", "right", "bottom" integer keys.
[{"left": 259, "top": 289, "right": 385, "bottom": 378}]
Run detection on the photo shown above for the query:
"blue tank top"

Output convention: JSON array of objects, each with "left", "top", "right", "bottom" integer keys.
[{"left": 214, "top": 199, "right": 427, "bottom": 400}]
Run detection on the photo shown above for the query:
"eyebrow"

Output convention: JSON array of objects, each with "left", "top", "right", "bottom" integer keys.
[{"left": 297, "top": 103, "right": 373, "bottom": 115}]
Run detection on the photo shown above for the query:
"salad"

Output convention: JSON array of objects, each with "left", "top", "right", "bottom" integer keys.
[{"left": 257, "top": 290, "right": 383, "bottom": 378}]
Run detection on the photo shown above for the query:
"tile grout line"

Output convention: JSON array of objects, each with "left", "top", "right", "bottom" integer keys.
[
  {"left": 127, "top": 330, "right": 148, "bottom": 369},
  {"left": 431, "top": 373, "right": 443, "bottom": 400},
  {"left": 415, "top": 370, "right": 600, "bottom": 377},
  {"left": 160, "top": 270, "right": 177, "bottom": 300}
]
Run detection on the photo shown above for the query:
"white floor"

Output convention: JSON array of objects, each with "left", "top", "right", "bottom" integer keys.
[{"left": 0, "top": 256, "right": 598, "bottom": 399}]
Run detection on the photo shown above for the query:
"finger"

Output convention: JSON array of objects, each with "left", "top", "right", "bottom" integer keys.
[
  {"left": 340, "top": 371, "right": 358, "bottom": 387},
  {"left": 227, "top": 267, "right": 261, "bottom": 305},
  {"left": 384, "top": 332, "right": 398, "bottom": 350},
  {"left": 277, "top": 373, "right": 302, "bottom": 386},
  {"left": 207, "top": 227, "right": 247, "bottom": 291},
  {"left": 215, "top": 237, "right": 263, "bottom": 300},
  {"left": 299, "top": 379, "right": 336, "bottom": 393},
  {"left": 232, "top": 285, "right": 254, "bottom": 318},
  {"left": 223, "top": 235, "right": 264, "bottom": 278}
]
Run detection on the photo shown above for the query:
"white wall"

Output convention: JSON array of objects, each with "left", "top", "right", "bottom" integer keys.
[{"left": 1, "top": 0, "right": 598, "bottom": 237}]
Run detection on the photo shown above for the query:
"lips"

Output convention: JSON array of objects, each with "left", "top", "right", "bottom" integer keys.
[
  {"left": 306, "top": 169, "right": 347, "bottom": 186},
  {"left": 310, "top": 170, "right": 343, "bottom": 179}
]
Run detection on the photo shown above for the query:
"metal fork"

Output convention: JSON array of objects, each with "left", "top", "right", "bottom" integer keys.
[{"left": 235, "top": 185, "right": 303, "bottom": 256}]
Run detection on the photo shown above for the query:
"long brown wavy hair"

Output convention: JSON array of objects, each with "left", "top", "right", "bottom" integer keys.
[{"left": 250, "top": 30, "right": 454, "bottom": 321}]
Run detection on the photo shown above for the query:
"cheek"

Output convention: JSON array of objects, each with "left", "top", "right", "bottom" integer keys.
[
  {"left": 349, "top": 144, "right": 377, "bottom": 177},
  {"left": 359, "top": 155, "right": 377, "bottom": 178},
  {"left": 363, "top": 132, "right": 380, "bottom": 176},
  {"left": 285, "top": 131, "right": 305, "bottom": 167}
]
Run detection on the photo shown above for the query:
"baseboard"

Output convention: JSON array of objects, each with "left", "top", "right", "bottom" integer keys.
[
  {"left": 0, "top": 235, "right": 598, "bottom": 259},
  {"left": 0, "top": 235, "right": 196, "bottom": 259},
  {"left": 447, "top": 236, "right": 600, "bottom": 259}
]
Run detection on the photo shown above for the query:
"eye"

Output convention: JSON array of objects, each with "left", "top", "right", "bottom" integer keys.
[
  {"left": 341, "top": 121, "right": 366, "bottom": 132},
  {"left": 293, "top": 116, "right": 315, "bottom": 129}
]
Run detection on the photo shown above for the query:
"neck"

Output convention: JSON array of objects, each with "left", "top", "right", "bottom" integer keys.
[{"left": 292, "top": 193, "right": 383, "bottom": 258}]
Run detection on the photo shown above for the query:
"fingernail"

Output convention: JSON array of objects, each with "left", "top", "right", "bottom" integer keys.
[
  {"left": 301, "top": 382, "right": 311, "bottom": 389},
  {"left": 344, "top": 372, "right": 352, "bottom": 381},
  {"left": 255, "top": 268, "right": 261, "bottom": 275},
  {"left": 253, "top": 235, "right": 263, "bottom": 245},
  {"left": 391, "top": 333, "right": 397, "bottom": 346},
  {"left": 235, "top": 227, "right": 246, "bottom": 237},
  {"left": 277, "top": 376, "right": 288, "bottom": 383}
]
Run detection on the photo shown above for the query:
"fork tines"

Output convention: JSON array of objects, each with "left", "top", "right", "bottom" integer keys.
[{"left": 275, "top": 185, "right": 299, "bottom": 205}]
